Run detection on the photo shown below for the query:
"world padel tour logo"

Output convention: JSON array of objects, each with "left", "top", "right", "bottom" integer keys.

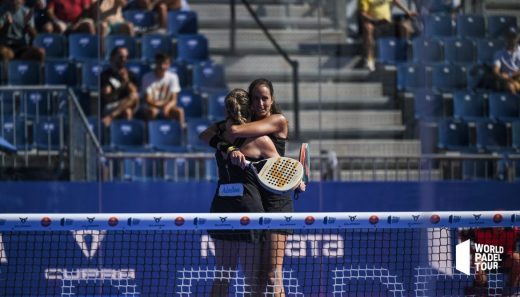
[{"left": 456, "top": 240, "right": 504, "bottom": 275}]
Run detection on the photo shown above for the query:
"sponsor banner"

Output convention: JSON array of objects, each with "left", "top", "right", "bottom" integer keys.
[{"left": 0, "top": 211, "right": 518, "bottom": 231}]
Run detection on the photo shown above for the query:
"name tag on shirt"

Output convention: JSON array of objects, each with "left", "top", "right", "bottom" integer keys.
[{"left": 219, "top": 183, "right": 244, "bottom": 197}]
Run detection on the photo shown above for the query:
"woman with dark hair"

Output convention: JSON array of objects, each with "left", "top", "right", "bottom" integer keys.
[{"left": 227, "top": 78, "right": 304, "bottom": 297}]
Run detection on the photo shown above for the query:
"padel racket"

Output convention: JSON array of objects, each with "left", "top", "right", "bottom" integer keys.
[
  {"left": 245, "top": 157, "right": 304, "bottom": 194},
  {"left": 299, "top": 143, "right": 310, "bottom": 183}
]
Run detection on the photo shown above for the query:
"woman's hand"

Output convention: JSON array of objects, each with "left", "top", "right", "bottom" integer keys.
[
  {"left": 297, "top": 181, "right": 306, "bottom": 193},
  {"left": 229, "top": 150, "right": 247, "bottom": 169}
]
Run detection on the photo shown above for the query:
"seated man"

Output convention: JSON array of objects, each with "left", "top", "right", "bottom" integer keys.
[
  {"left": 493, "top": 31, "right": 520, "bottom": 94},
  {"left": 358, "top": 0, "right": 416, "bottom": 71},
  {"left": 45, "top": 0, "right": 95, "bottom": 34},
  {"left": 140, "top": 53, "right": 184, "bottom": 126},
  {"left": 100, "top": 46, "right": 139, "bottom": 127},
  {"left": 0, "top": 0, "right": 45, "bottom": 62}
]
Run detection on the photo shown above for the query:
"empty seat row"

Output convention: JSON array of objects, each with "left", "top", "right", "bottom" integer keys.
[
  {"left": 414, "top": 90, "right": 520, "bottom": 122},
  {"left": 34, "top": 33, "right": 208, "bottom": 63},
  {"left": 437, "top": 118, "right": 520, "bottom": 153},
  {"left": 378, "top": 36, "right": 505, "bottom": 65},
  {"left": 397, "top": 62, "right": 498, "bottom": 91},
  {"left": 422, "top": 14, "right": 517, "bottom": 39},
  {"left": 0, "top": 116, "right": 65, "bottom": 151},
  {"left": 123, "top": 10, "right": 198, "bottom": 35},
  {"left": 106, "top": 118, "right": 212, "bottom": 152}
]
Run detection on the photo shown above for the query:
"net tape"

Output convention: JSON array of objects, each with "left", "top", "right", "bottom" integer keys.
[{"left": 0, "top": 211, "right": 518, "bottom": 231}]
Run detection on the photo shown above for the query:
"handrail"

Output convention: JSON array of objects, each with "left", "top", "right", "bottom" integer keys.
[{"left": 231, "top": 0, "right": 301, "bottom": 139}]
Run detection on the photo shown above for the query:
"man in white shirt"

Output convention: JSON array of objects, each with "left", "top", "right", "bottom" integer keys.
[{"left": 141, "top": 53, "right": 184, "bottom": 126}]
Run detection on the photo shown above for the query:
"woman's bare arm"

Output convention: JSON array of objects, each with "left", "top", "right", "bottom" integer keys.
[{"left": 228, "top": 114, "right": 288, "bottom": 138}]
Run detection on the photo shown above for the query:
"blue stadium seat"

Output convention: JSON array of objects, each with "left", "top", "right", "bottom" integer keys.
[
  {"left": 178, "top": 90, "right": 203, "bottom": 118},
  {"left": 376, "top": 37, "right": 407, "bottom": 64},
  {"left": 487, "top": 15, "right": 517, "bottom": 38},
  {"left": 206, "top": 89, "right": 227, "bottom": 121},
  {"left": 443, "top": 38, "right": 476, "bottom": 64},
  {"left": 169, "top": 61, "right": 189, "bottom": 88},
  {"left": 411, "top": 38, "right": 443, "bottom": 63},
  {"left": 109, "top": 119, "right": 146, "bottom": 151},
  {"left": 33, "top": 116, "right": 63, "bottom": 150},
  {"left": 177, "top": 34, "right": 209, "bottom": 64},
  {"left": 476, "top": 121, "right": 509, "bottom": 152},
  {"left": 488, "top": 92, "right": 520, "bottom": 122},
  {"left": 8, "top": 60, "right": 41, "bottom": 85},
  {"left": 453, "top": 91, "right": 487, "bottom": 121},
  {"left": 81, "top": 61, "right": 108, "bottom": 91},
  {"left": 148, "top": 119, "right": 184, "bottom": 151},
  {"left": 44, "top": 59, "right": 77, "bottom": 86},
  {"left": 20, "top": 90, "right": 52, "bottom": 118},
  {"left": 431, "top": 63, "right": 467, "bottom": 91},
  {"left": 424, "top": 14, "right": 454, "bottom": 38},
  {"left": 0, "top": 91, "right": 18, "bottom": 116},
  {"left": 397, "top": 63, "right": 431, "bottom": 91},
  {"left": 466, "top": 64, "right": 495, "bottom": 90},
  {"left": 105, "top": 35, "right": 138, "bottom": 60},
  {"left": 186, "top": 117, "right": 211, "bottom": 151},
  {"left": 1, "top": 117, "right": 29, "bottom": 149},
  {"left": 437, "top": 118, "right": 471, "bottom": 151},
  {"left": 475, "top": 38, "right": 505, "bottom": 65},
  {"left": 68, "top": 34, "right": 99, "bottom": 60},
  {"left": 456, "top": 15, "right": 485, "bottom": 38},
  {"left": 123, "top": 10, "right": 156, "bottom": 33},
  {"left": 126, "top": 60, "right": 151, "bottom": 86},
  {"left": 33, "top": 34, "right": 66, "bottom": 58},
  {"left": 141, "top": 34, "right": 174, "bottom": 61},
  {"left": 413, "top": 89, "right": 444, "bottom": 120},
  {"left": 192, "top": 62, "right": 227, "bottom": 93},
  {"left": 167, "top": 11, "right": 198, "bottom": 36}
]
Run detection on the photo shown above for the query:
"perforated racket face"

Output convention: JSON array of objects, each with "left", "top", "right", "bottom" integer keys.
[{"left": 257, "top": 157, "right": 303, "bottom": 193}]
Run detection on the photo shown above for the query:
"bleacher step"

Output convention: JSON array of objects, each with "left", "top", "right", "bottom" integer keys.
[
  {"left": 284, "top": 110, "right": 405, "bottom": 139},
  {"left": 228, "top": 81, "right": 388, "bottom": 109},
  {"left": 214, "top": 54, "right": 368, "bottom": 82},
  {"left": 202, "top": 29, "right": 346, "bottom": 54},
  {"left": 191, "top": 3, "right": 314, "bottom": 18},
  {"left": 303, "top": 139, "right": 421, "bottom": 157}
]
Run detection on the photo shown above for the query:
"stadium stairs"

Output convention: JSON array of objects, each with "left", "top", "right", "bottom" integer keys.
[{"left": 190, "top": 0, "right": 424, "bottom": 181}]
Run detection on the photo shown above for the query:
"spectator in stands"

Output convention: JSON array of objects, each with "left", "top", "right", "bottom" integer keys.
[
  {"left": 128, "top": 0, "right": 189, "bottom": 31},
  {"left": 140, "top": 53, "right": 184, "bottom": 126},
  {"left": 45, "top": 0, "right": 95, "bottom": 34},
  {"left": 493, "top": 31, "right": 520, "bottom": 94},
  {"left": 358, "top": 0, "right": 417, "bottom": 71},
  {"left": 91, "top": 0, "right": 134, "bottom": 36},
  {"left": 24, "top": 0, "right": 52, "bottom": 33},
  {"left": 100, "top": 46, "right": 139, "bottom": 127},
  {"left": 0, "top": 0, "right": 45, "bottom": 62},
  {"left": 460, "top": 227, "right": 520, "bottom": 295}
]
